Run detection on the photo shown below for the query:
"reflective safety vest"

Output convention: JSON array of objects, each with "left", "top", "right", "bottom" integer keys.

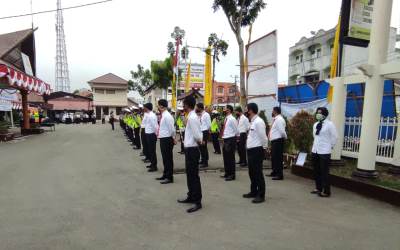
[
  {"left": 210, "top": 118, "right": 219, "bottom": 133},
  {"left": 176, "top": 116, "right": 184, "bottom": 129},
  {"left": 134, "top": 115, "right": 141, "bottom": 128}
]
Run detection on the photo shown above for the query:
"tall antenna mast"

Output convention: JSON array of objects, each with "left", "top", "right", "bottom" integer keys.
[
  {"left": 55, "top": 0, "right": 71, "bottom": 92},
  {"left": 30, "top": 0, "right": 33, "bottom": 29}
]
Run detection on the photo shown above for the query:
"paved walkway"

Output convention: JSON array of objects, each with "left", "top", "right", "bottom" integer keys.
[{"left": 0, "top": 124, "right": 399, "bottom": 250}]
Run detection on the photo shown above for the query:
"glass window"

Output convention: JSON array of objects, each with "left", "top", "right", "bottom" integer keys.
[
  {"left": 317, "top": 48, "right": 322, "bottom": 58},
  {"left": 106, "top": 90, "right": 115, "bottom": 94},
  {"left": 95, "top": 89, "right": 104, "bottom": 94},
  {"left": 217, "top": 87, "right": 224, "bottom": 94}
]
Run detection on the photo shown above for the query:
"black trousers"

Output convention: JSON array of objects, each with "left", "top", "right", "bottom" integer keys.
[
  {"left": 237, "top": 133, "right": 247, "bottom": 164},
  {"left": 127, "top": 127, "right": 134, "bottom": 142},
  {"left": 146, "top": 133, "right": 157, "bottom": 168},
  {"left": 111, "top": 122, "right": 114, "bottom": 130},
  {"left": 185, "top": 147, "right": 202, "bottom": 203},
  {"left": 199, "top": 131, "right": 209, "bottom": 164},
  {"left": 134, "top": 128, "right": 141, "bottom": 149},
  {"left": 179, "top": 131, "right": 185, "bottom": 152},
  {"left": 247, "top": 147, "right": 266, "bottom": 197},
  {"left": 223, "top": 137, "right": 237, "bottom": 177},
  {"left": 312, "top": 153, "right": 331, "bottom": 195},
  {"left": 211, "top": 132, "right": 221, "bottom": 154},
  {"left": 160, "top": 137, "right": 174, "bottom": 180},
  {"left": 141, "top": 129, "right": 148, "bottom": 158},
  {"left": 271, "top": 138, "right": 285, "bottom": 177}
]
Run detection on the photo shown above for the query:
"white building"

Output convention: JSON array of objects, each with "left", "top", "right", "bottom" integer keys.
[
  {"left": 87, "top": 73, "right": 128, "bottom": 119},
  {"left": 288, "top": 27, "right": 400, "bottom": 85}
]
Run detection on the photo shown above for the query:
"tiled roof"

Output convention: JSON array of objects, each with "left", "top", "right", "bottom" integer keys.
[
  {"left": 88, "top": 73, "right": 128, "bottom": 85},
  {"left": 0, "top": 29, "right": 33, "bottom": 58}
]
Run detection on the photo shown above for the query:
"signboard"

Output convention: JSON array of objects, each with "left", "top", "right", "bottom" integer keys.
[
  {"left": 246, "top": 30, "right": 278, "bottom": 122},
  {"left": 21, "top": 52, "right": 33, "bottom": 76},
  {"left": 348, "top": 0, "right": 374, "bottom": 40},
  {"left": 340, "top": 0, "right": 374, "bottom": 47},
  {"left": 0, "top": 89, "right": 18, "bottom": 111},
  {"left": 295, "top": 152, "right": 308, "bottom": 167}
]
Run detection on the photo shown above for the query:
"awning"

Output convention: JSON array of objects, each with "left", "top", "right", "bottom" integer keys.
[
  {"left": 12, "top": 101, "right": 22, "bottom": 110},
  {"left": 0, "top": 64, "right": 51, "bottom": 95}
]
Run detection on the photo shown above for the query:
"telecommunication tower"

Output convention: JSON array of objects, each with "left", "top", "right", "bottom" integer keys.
[{"left": 55, "top": 0, "right": 71, "bottom": 92}]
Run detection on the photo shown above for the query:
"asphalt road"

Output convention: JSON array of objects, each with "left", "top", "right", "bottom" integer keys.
[{"left": 0, "top": 124, "right": 399, "bottom": 250}]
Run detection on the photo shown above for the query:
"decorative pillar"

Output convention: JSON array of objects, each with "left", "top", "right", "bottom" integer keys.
[
  {"left": 328, "top": 77, "right": 346, "bottom": 161},
  {"left": 21, "top": 90, "right": 30, "bottom": 130},
  {"left": 354, "top": 0, "right": 393, "bottom": 178},
  {"left": 389, "top": 119, "right": 400, "bottom": 174}
]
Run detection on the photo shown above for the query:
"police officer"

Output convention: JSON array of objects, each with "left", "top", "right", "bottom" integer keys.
[
  {"left": 176, "top": 108, "right": 186, "bottom": 154},
  {"left": 196, "top": 103, "right": 211, "bottom": 168},
  {"left": 210, "top": 110, "right": 221, "bottom": 154},
  {"left": 143, "top": 103, "right": 158, "bottom": 172}
]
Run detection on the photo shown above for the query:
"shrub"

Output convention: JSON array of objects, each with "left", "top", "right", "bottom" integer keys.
[
  {"left": 0, "top": 120, "right": 9, "bottom": 134},
  {"left": 288, "top": 110, "right": 315, "bottom": 153},
  {"left": 258, "top": 110, "right": 270, "bottom": 133}
]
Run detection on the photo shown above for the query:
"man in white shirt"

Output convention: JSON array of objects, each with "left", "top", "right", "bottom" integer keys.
[
  {"left": 196, "top": 103, "right": 211, "bottom": 168},
  {"left": 156, "top": 99, "right": 176, "bottom": 184},
  {"left": 244, "top": 103, "right": 267, "bottom": 203},
  {"left": 221, "top": 105, "right": 239, "bottom": 181},
  {"left": 311, "top": 107, "right": 338, "bottom": 198},
  {"left": 140, "top": 108, "right": 149, "bottom": 161},
  {"left": 268, "top": 107, "right": 287, "bottom": 180},
  {"left": 177, "top": 96, "right": 203, "bottom": 213},
  {"left": 235, "top": 106, "right": 250, "bottom": 167},
  {"left": 143, "top": 103, "right": 158, "bottom": 172}
]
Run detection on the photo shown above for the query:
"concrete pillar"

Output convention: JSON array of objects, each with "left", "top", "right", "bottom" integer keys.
[
  {"left": 21, "top": 90, "right": 30, "bottom": 130},
  {"left": 354, "top": 0, "right": 393, "bottom": 178},
  {"left": 9, "top": 111, "right": 14, "bottom": 127},
  {"left": 328, "top": 77, "right": 346, "bottom": 160},
  {"left": 389, "top": 119, "right": 400, "bottom": 174}
]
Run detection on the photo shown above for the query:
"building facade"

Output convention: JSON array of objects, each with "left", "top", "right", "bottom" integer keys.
[
  {"left": 212, "top": 81, "right": 240, "bottom": 106},
  {"left": 288, "top": 27, "right": 400, "bottom": 85},
  {"left": 87, "top": 73, "right": 128, "bottom": 119}
]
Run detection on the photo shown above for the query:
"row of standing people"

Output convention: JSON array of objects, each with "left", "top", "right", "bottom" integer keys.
[{"left": 119, "top": 97, "right": 338, "bottom": 213}]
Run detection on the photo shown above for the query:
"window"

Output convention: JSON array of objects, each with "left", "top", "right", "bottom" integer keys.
[
  {"left": 217, "top": 87, "right": 224, "bottom": 94},
  {"left": 217, "top": 98, "right": 224, "bottom": 103},
  {"left": 229, "top": 87, "right": 236, "bottom": 94},
  {"left": 295, "top": 54, "right": 303, "bottom": 63},
  {"left": 95, "top": 89, "right": 104, "bottom": 94},
  {"left": 316, "top": 48, "right": 322, "bottom": 58},
  {"left": 106, "top": 90, "right": 115, "bottom": 94}
]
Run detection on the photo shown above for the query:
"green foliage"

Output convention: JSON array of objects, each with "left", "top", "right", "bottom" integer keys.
[
  {"left": 171, "top": 26, "right": 185, "bottom": 42},
  {"left": 208, "top": 33, "right": 229, "bottom": 62},
  {"left": 128, "top": 64, "right": 152, "bottom": 96},
  {"left": 0, "top": 120, "right": 9, "bottom": 133},
  {"left": 167, "top": 42, "right": 175, "bottom": 57},
  {"left": 287, "top": 111, "right": 315, "bottom": 153},
  {"left": 181, "top": 46, "right": 189, "bottom": 60},
  {"left": 151, "top": 57, "right": 173, "bottom": 90},
  {"left": 72, "top": 89, "right": 79, "bottom": 95},
  {"left": 258, "top": 110, "right": 270, "bottom": 133}
]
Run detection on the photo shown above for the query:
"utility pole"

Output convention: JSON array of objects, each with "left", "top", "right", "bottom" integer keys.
[{"left": 231, "top": 75, "right": 239, "bottom": 107}]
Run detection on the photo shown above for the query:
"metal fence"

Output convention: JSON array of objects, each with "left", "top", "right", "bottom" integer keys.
[{"left": 342, "top": 117, "right": 398, "bottom": 164}]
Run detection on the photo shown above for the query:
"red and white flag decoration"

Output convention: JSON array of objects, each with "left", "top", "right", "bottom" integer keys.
[{"left": 0, "top": 64, "right": 52, "bottom": 95}]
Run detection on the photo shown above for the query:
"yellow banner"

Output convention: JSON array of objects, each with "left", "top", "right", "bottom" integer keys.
[
  {"left": 328, "top": 16, "right": 341, "bottom": 104},
  {"left": 172, "top": 72, "right": 177, "bottom": 109},
  {"left": 185, "top": 62, "right": 191, "bottom": 93},
  {"left": 204, "top": 46, "right": 212, "bottom": 106}
]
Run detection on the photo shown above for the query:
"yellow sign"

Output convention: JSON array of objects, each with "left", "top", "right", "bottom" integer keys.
[
  {"left": 185, "top": 62, "right": 191, "bottom": 93},
  {"left": 204, "top": 46, "right": 213, "bottom": 106}
]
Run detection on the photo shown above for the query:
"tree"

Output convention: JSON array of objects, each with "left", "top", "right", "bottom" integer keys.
[
  {"left": 150, "top": 57, "right": 173, "bottom": 90},
  {"left": 212, "top": 0, "right": 266, "bottom": 107},
  {"left": 128, "top": 64, "right": 152, "bottom": 96},
  {"left": 72, "top": 89, "right": 79, "bottom": 95},
  {"left": 208, "top": 33, "right": 229, "bottom": 86},
  {"left": 288, "top": 111, "right": 315, "bottom": 153}
]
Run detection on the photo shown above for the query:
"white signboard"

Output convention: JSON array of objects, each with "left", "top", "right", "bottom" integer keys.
[
  {"left": 0, "top": 90, "right": 18, "bottom": 111},
  {"left": 21, "top": 52, "right": 33, "bottom": 76},
  {"left": 348, "top": 0, "right": 374, "bottom": 41},
  {"left": 247, "top": 30, "right": 278, "bottom": 122}
]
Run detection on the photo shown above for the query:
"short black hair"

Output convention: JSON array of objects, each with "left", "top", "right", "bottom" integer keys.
[
  {"left": 226, "top": 105, "right": 233, "bottom": 112},
  {"left": 196, "top": 103, "right": 204, "bottom": 110},
  {"left": 144, "top": 103, "right": 153, "bottom": 111},
  {"left": 183, "top": 96, "right": 196, "bottom": 109},
  {"left": 316, "top": 107, "right": 329, "bottom": 117},
  {"left": 247, "top": 103, "right": 258, "bottom": 114},
  {"left": 273, "top": 106, "right": 281, "bottom": 114},
  {"left": 158, "top": 99, "right": 168, "bottom": 108},
  {"left": 235, "top": 106, "right": 242, "bottom": 113}
]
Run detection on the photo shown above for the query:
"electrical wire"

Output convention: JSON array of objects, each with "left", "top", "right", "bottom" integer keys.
[{"left": 0, "top": 0, "right": 112, "bottom": 20}]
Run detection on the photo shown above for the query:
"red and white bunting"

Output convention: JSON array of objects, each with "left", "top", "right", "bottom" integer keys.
[{"left": 0, "top": 64, "right": 52, "bottom": 95}]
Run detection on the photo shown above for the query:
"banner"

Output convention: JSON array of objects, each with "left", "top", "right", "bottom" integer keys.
[
  {"left": 348, "top": 0, "right": 374, "bottom": 41},
  {"left": 171, "top": 72, "right": 177, "bottom": 109},
  {"left": 185, "top": 62, "right": 191, "bottom": 93},
  {"left": 204, "top": 46, "right": 212, "bottom": 106},
  {"left": 0, "top": 89, "right": 17, "bottom": 111},
  {"left": 280, "top": 98, "right": 329, "bottom": 119}
]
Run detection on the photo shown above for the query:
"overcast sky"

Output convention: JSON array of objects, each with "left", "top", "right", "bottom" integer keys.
[{"left": 0, "top": 0, "right": 399, "bottom": 91}]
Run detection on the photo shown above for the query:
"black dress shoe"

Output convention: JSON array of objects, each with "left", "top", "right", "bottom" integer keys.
[
  {"left": 178, "top": 151, "right": 185, "bottom": 154},
  {"left": 147, "top": 168, "right": 158, "bottom": 172},
  {"left": 143, "top": 159, "right": 150, "bottom": 163},
  {"left": 236, "top": 161, "right": 241, "bottom": 165},
  {"left": 160, "top": 179, "right": 173, "bottom": 184},
  {"left": 225, "top": 176, "right": 236, "bottom": 181},
  {"left": 187, "top": 203, "right": 202, "bottom": 213},
  {"left": 266, "top": 172, "right": 276, "bottom": 177},
  {"left": 177, "top": 197, "right": 195, "bottom": 204},
  {"left": 146, "top": 165, "right": 152, "bottom": 168},
  {"left": 199, "top": 163, "right": 208, "bottom": 168},
  {"left": 252, "top": 196, "right": 265, "bottom": 204},
  {"left": 240, "top": 163, "right": 247, "bottom": 167},
  {"left": 220, "top": 174, "right": 227, "bottom": 178},
  {"left": 272, "top": 176, "right": 284, "bottom": 180},
  {"left": 243, "top": 193, "right": 257, "bottom": 198},
  {"left": 318, "top": 192, "right": 331, "bottom": 198},
  {"left": 214, "top": 152, "right": 221, "bottom": 155},
  {"left": 156, "top": 176, "right": 166, "bottom": 180},
  {"left": 310, "top": 190, "right": 321, "bottom": 194},
  {"left": 140, "top": 153, "right": 145, "bottom": 156}
]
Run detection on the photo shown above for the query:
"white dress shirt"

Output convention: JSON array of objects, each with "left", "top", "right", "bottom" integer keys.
[
  {"left": 141, "top": 113, "right": 147, "bottom": 128},
  {"left": 238, "top": 114, "right": 250, "bottom": 134},
  {"left": 144, "top": 111, "right": 158, "bottom": 134},
  {"left": 269, "top": 114, "right": 287, "bottom": 141},
  {"left": 200, "top": 111, "right": 211, "bottom": 132},
  {"left": 311, "top": 120, "right": 338, "bottom": 154},
  {"left": 222, "top": 114, "right": 239, "bottom": 139},
  {"left": 184, "top": 110, "right": 203, "bottom": 148},
  {"left": 247, "top": 115, "right": 268, "bottom": 149},
  {"left": 158, "top": 110, "right": 176, "bottom": 138}
]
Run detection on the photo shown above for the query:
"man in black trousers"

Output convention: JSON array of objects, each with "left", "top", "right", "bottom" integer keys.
[
  {"left": 221, "top": 105, "right": 239, "bottom": 181},
  {"left": 268, "top": 107, "right": 287, "bottom": 180},
  {"left": 140, "top": 107, "right": 149, "bottom": 162},
  {"left": 235, "top": 106, "right": 250, "bottom": 167},
  {"left": 177, "top": 96, "right": 203, "bottom": 213},
  {"left": 156, "top": 99, "right": 176, "bottom": 184},
  {"left": 133, "top": 108, "right": 141, "bottom": 150},
  {"left": 243, "top": 103, "right": 267, "bottom": 203},
  {"left": 196, "top": 103, "right": 211, "bottom": 168},
  {"left": 143, "top": 103, "right": 158, "bottom": 172}
]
